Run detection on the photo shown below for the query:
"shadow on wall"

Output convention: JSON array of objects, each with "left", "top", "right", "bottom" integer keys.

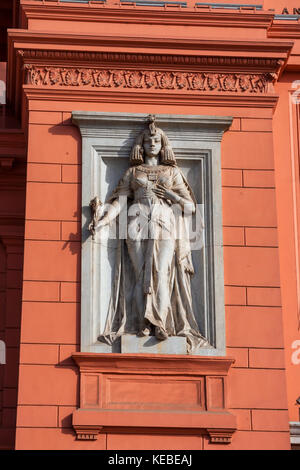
[
  {"left": 48, "top": 123, "right": 82, "bottom": 257},
  {"left": 62, "top": 227, "right": 82, "bottom": 256},
  {"left": 48, "top": 122, "right": 82, "bottom": 164}
]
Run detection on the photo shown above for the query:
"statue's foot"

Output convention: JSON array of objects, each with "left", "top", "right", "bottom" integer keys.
[
  {"left": 155, "top": 326, "right": 168, "bottom": 341},
  {"left": 138, "top": 326, "right": 151, "bottom": 337}
]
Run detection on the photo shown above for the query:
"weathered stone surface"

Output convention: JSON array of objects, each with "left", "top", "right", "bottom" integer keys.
[{"left": 121, "top": 335, "right": 187, "bottom": 355}]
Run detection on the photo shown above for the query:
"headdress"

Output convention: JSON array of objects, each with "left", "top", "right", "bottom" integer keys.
[{"left": 130, "top": 114, "right": 176, "bottom": 166}]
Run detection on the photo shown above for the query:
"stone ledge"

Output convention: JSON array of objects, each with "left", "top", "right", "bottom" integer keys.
[
  {"left": 72, "top": 352, "right": 234, "bottom": 374},
  {"left": 73, "top": 409, "right": 236, "bottom": 444}
]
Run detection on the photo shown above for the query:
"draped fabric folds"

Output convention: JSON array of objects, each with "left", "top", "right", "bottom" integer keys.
[{"left": 98, "top": 164, "right": 209, "bottom": 353}]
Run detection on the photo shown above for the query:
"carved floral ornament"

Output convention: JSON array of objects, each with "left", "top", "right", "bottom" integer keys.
[{"left": 24, "top": 64, "right": 276, "bottom": 94}]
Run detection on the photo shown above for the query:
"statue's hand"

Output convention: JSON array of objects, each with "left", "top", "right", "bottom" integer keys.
[
  {"left": 96, "top": 215, "right": 110, "bottom": 228},
  {"left": 152, "top": 185, "right": 180, "bottom": 203}
]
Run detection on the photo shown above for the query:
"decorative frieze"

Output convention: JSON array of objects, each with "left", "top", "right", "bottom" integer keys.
[{"left": 24, "top": 65, "right": 275, "bottom": 93}]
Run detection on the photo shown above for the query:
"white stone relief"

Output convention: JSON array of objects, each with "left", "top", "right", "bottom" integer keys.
[{"left": 73, "top": 112, "right": 232, "bottom": 355}]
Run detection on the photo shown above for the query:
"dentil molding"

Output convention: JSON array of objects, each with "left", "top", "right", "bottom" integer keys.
[{"left": 17, "top": 49, "right": 283, "bottom": 70}]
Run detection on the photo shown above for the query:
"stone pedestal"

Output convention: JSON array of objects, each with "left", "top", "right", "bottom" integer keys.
[{"left": 72, "top": 353, "right": 237, "bottom": 444}]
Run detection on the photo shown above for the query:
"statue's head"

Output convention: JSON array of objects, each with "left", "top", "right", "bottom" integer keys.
[{"left": 130, "top": 114, "right": 176, "bottom": 166}]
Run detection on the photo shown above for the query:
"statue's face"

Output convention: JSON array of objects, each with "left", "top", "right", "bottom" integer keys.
[{"left": 143, "top": 131, "right": 162, "bottom": 158}]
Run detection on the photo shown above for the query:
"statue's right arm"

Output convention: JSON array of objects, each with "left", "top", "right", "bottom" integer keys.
[
  {"left": 97, "top": 168, "right": 133, "bottom": 227},
  {"left": 97, "top": 199, "right": 122, "bottom": 227}
]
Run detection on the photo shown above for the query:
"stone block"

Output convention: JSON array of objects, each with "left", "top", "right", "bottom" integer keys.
[{"left": 121, "top": 334, "right": 187, "bottom": 355}]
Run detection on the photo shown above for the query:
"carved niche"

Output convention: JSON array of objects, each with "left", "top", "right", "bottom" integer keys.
[{"left": 72, "top": 112, "right": 232, "bottom": 356}]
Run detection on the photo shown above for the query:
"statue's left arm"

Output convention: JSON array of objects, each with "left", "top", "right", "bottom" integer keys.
[{"left": 152, "top": 167, "right": 195, "bottom": 215}]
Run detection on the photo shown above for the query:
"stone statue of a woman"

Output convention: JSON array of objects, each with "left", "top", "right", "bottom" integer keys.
[{"left": 90, "top": 115, "right": 208, "bottom": 353}]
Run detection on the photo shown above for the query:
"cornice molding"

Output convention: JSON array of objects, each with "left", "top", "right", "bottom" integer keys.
[
  {"left": 20, "top": 2, "right": 274, "bottom": 29},
  {"left": 269, "top": 23, "right": 300, "bottom": 39},
  {"left": 268, "top": 24, "right": 300, "bottom": 70},
  {"left": 7, "top": 31, "right": 292, "bottom": 111},
  {"left": 7, "top": 32, "right": 292, "bottom": 108},
  {"left": 13, "top": 40, "right": 288, "bottom": 109},
  {"left": 17, "top": 49, "right": 284, "bottom": 73},
  {"left": 11, "top": 38, "right": 287, "bottom": 110},
  {"left": 8, "top": 30, "right": 294, "bottom": 57},
  {"left": 23, "top": 85, "right": 279, "bottom": 109},
  {"left": 283, "top": 57, "right": 300, "bottom": 71}
]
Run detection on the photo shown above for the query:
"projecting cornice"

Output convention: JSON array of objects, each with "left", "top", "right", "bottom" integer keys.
[
  {"left": 269, "top": 22, "right": 300, "bottom": 39},
  {"left": 7, "top": 30, "right": 293, "bottom": 112},
  {"left": 8, "top": 30, "right": 294, "bottom": 57},
  {"left": 16, "top": 49, "right": 284, "bottom": 73},
  {"left": 267, "top": 22, "right": 300, "bottom": 70},
  {"left": 22, "top": 86, "right": 279, "bottom": 110},
  {"left": 20, "top": 1, "right": 274, "bottom": 30}
]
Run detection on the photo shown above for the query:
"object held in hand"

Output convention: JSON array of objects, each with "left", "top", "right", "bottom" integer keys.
[{"left": 89, "top": 196, "right": 103, "bottom": 240}]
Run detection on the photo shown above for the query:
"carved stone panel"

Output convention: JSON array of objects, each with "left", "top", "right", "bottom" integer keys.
[{"left": 73, "top": 112, "right": 232, "bottom": 356}]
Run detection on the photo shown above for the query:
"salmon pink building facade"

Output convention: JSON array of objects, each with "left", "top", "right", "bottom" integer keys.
[{"left": 0, "top": 0, "right": 300, "bottom": 450}]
